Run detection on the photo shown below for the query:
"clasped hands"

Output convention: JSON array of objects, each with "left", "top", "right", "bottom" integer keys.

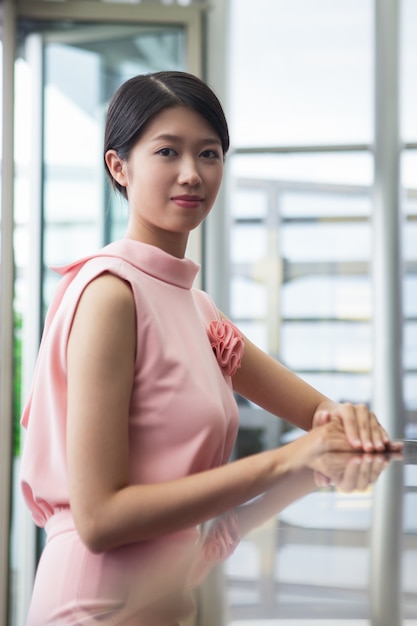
[
  {"left": 311, "top": 401, "right": 403, "bottom": 492},
  {"left": 312, "top": 401, "right": 404, "bottom": 453}
]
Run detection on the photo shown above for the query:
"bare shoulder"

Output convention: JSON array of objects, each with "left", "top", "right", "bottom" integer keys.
[
  {"left": 69, "top": 272, "right": 136, "bottom": 351},
  {"left": 76, "top": 272, "right": 134, "bottom": 316}
]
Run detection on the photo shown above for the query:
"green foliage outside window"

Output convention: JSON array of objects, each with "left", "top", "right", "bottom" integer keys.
[{"left": 13, "top": 310, "right": 22, "bottom": 457}]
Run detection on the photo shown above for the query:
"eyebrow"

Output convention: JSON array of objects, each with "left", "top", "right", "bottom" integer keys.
[{"left": 151, "top": 133, "right": 222, "bottom": 146}]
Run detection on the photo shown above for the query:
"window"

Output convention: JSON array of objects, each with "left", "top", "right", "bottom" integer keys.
[{"left": 226, "top": 0, "right": 415, "bottom": 438}]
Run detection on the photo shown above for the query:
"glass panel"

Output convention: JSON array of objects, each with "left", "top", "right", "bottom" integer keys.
[
  {"left": 231, "top": 276, "right": 267, "bottom": 319},
  {"left": 282, "top": 276, "right": 371, "bottom": 319},
  {"left": 281, "top": 321, "right": 371, "bottom": 371},
  {"left": 231, "top": 223, "right": 267, "bottom": 264},
  {"left": 229, "top": 0, "right": 373, "bottom": 146},
  {"left": 281, "top": 190, "right": 371, "bottom": 218},
  {"left": 405, "top": 374, "right": 417, "bottom": 411},
  {"left": 230, "top": 151, "right": 373, "bottom": 185},
  {"left": 282, "top": 221, "right": 370, "bottom": 262},
  {"left": 42, "top": 23, "right": 186, "bottom": 307},
  {"left": 12, "top": 19, "right": 187, "bottom": 626},
  {"left": 229, "top": 152, "right": 373, "bottom": 408},
  {"left": 403, "top": 149, "right": 417, "bottom": 189},
  {"left": 296, "top": 372, "right": 371, "bottom": 404},
  {"left": 231, "top": 187, "right": 269, "bottom": 219},
  {"left": 404, "top": 322, "right": 417, "bottom": 371},
  {"left": 402, "top": 151, "right": 417, "bottom": 436},
  {"left": 401, "top": 0, "right": 417, "bottom": 142}
]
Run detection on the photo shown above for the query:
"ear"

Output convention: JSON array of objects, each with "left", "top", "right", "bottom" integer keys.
[{"left": 105, "top": 150, "right": 128, "bottom": 188}]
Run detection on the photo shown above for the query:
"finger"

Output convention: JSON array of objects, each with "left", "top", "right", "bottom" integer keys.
[
  {"left": 367, "top": 413, "right": 389, "bottom": 452},
  {"left": 312, "top": 410, "right": 331, "bottom": 428},
  {"left": 322, "top": 418, "right": 358, "bottom": 454},
  {"left": 335, "top": 403, "right": 363, "bottom": 450},
  {"left": 385, "top": 439, "right": 404, "bottom": 452},
  {"left": 354, "top": 404, "right": 381, "bottom": 452}
]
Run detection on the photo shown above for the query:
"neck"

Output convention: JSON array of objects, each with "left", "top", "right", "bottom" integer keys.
[{"left": 124, "top": 225, "right": 189, "bottom": 259}]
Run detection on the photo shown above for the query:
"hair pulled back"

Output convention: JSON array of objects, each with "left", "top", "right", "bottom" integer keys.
[{"left": 104, "top": 71, "right": 230, "bottom": 199}]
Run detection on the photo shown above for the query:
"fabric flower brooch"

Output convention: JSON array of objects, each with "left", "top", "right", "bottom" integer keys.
[{"left": 207, "top": 319, "right": 245, "bottom": 377}]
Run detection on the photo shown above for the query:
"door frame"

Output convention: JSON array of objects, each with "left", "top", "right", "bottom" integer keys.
[
  {"left": 16, "top": 0, "right": 207, "bottom": 76},
  {"left": 1, "top": 2, "right": 207, "bottom": 623}
]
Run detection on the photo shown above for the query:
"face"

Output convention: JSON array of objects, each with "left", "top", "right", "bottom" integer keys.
[{"left": 106, "top": 106, "right": 224, "bottom": 255}]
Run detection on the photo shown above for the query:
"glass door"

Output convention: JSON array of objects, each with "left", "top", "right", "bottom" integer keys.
[
  {"left": 12, "top": 13, "right": 198, "bottom": 625},
  {"left": 39, "top": 23, "right": 187, "bottom": 302}
]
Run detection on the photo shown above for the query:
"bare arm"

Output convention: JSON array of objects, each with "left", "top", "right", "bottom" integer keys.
[
  {"left": 66, "top": 274, "right": 356, "bottom": 554},
  {"left": 231, "top": 334, "right": 328, "bottom": 430},
  {"left": 230, "top": 325, "right": 403, "bottom": 453}
]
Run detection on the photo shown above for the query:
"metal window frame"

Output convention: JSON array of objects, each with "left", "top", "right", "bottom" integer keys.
[
  {"left": 15, "top": 0, "right": 207, "bottom": 76},
  {"left": 1, "top": 1, "right": 17, "bottom": 624}
]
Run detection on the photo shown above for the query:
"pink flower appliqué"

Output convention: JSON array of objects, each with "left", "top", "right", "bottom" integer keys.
[{"left": 208, "top": 319, "right": 244, "bottom": 377}]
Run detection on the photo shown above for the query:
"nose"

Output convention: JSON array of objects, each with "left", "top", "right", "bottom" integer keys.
[{"left": 177, "top": 156, "right": 202, "bottom": 186}]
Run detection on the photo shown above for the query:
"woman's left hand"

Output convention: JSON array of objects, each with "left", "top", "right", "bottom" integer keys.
[{"left": 312, "top": 402, "right": 404, "bottom": 453}]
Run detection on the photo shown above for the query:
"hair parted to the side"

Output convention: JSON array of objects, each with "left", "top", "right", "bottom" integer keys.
[{"left": 104, "top": 71, "right": 230, "bottom": 199}]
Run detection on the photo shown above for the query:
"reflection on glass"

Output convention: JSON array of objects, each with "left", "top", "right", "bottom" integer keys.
[
  {"left": 222, "top": 447, "right": 414, "bottom": 624},
  {"left": 24, "top": 450, "right": 413, "bottom": 624},
  {"left": 55, "top": 446, "right": 409, "bottom": 625}
]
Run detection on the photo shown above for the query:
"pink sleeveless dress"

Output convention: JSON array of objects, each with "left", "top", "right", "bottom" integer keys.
[{"left": 20, "top": 239, "right": 241, "bottom": 625}]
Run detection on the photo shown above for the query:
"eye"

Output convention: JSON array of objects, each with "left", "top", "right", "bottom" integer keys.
[
  {"left": 157, "top": 147, "right": 177, "bottom": 157},
  {"left": 200, "top": 149, "right": 221, "bottom": 160}
]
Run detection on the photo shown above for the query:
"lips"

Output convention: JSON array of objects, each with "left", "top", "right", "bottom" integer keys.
[{"left": 171, "top": 195, "right": 204, "bottom": 208}]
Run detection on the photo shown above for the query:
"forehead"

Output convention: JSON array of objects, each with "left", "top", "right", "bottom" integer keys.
[{"left": 141, "top": 106, "right": 221, "bottom": 143}]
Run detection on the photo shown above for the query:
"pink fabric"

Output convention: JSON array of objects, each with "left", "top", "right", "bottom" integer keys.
[
  {"left": 20, "top": 239, "right": 241, "bottom": 624},
  {"left": 208, "top": 319, "right": 245, "bottom": 377}
]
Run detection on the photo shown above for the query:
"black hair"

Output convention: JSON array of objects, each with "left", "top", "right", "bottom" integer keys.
[{"left": 104, "top": 71, "right": 230, "bottom": 199}]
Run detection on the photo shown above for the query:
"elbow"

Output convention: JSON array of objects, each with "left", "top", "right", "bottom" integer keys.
[
  {"left": 81, "top": 531, "right": 109, "bottom": 555},
  {"left": 73, "top": 508, "right": 115, "bottom": 554}
]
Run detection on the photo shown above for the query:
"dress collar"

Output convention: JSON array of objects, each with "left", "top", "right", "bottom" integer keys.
[{"left": 54, "top": 239, "right": 200, "bottom": 290}]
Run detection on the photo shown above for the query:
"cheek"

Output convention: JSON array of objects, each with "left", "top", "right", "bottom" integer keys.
[
  {"left": 126, "top": 162, "right": 159, "bottom": 192},
  {"left": 210, "top": 170, "right": 223, "bottom": 197}
]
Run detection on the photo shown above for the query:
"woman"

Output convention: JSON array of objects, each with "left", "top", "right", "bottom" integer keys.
[{"left": 20, "top": 71, "right": 403, "bottom": 625}]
